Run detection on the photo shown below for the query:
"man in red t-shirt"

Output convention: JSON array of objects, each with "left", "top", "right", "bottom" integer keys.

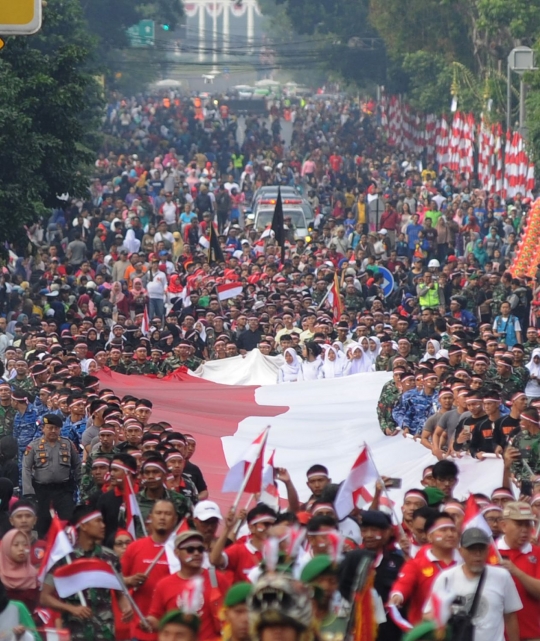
[
  {"left": 122, "top": 499, "right": 181, "bottom": 641},
  {"left": 498, "top": 501, "right": 540, "bottom": 640},
  {"left": 389, "top": 511, "right": 460, "bottom": 625},
  {"left": 147, "top": 530, "right": 227, "bottom": 640},
  {"left": 209, "top": 504, "right": 277, "bottom": 583}
]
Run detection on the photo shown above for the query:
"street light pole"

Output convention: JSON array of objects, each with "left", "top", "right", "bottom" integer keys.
[{"left": 507, "top": 58, "right": 512, "bottom": 131}]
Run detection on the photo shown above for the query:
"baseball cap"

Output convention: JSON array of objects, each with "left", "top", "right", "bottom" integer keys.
[
  {"left": 174, "top": 530, "right": 204, "bottom": 548},
  {"left": 460, "top": 527, "right": 490, "bottom": 548},
  {"left": 503, "top": 501, "right": 538, "bottom": 521},
  {"left": 193, "top": 500, "right": 223, "bottom": 521}
]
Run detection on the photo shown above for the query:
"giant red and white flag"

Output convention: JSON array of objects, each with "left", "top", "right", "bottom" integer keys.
[
  {"left": 96, "top": 367, "right": 504, "bottom": 514},
  {"left": 123, "top": 474, "right": 143, "bottom": 539},
  {"left": 37, "top": 514, "right": 73, "bottom": 585},
  {"left": 222, "top": 427, "right": 269, "bottom": 494},
  {"left": 335, "top": 446, "right": 378, "bottom": 519},
  {"left": 216, "top": 282, "right": 243, "bottom": 301},
  {"left": 53, "top": 558, "right": 122, "bottom": 597}
]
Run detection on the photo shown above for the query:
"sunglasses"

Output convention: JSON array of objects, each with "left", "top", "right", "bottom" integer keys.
[{"left": 178, "top": 545, "right": 205, "bottom": 554}]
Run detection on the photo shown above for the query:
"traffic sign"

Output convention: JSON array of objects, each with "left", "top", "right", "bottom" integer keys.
[
  {"left": 126, "top": 19, "right": 155, "bottom": 48},
  {"left": 378, "top": 266, "right": 395, "bottom": 297},
  {"left": 0, "top": 0, "right": 42, "bottom": 35}
]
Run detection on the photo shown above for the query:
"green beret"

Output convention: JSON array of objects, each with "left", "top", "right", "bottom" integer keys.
[
  {"left": 300, "top": 554, "right": 335, "bottom": 583},
  {"left": 424, "top": 487, "right": 446, "bottom": 507},
  {"left": 224, "top": 582, "right": 252, "bottom": 607},
  {"left": 403, "top": 621, "right": 438, "bottom": 641},
  {"left": 158, "top": 610, "right": 200, "bottom": 633}
]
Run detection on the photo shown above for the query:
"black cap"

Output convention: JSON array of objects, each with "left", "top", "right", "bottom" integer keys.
[
  {"left": 43, "top": 414, "right": 63, "bottom": 428},
  {"left": 360, "top": 510, "right": 392, "bottom": 529}
]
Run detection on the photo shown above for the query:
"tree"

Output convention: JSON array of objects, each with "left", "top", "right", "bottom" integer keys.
[{"left": 0, "top": 0, "right": 103, "bottom": 243}]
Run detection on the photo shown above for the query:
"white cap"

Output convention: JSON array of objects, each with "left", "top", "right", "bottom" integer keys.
[
  {"left": 193, "top": 500, "right": 223, "bottom": 521},
  {"left": 378, "top": 229, "right": 388, "bottom": 235}
]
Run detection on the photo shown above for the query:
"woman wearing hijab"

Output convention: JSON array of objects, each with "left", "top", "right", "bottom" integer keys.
[
  {"left": 0, "top": 479, "right": 13, "bottom": 538},
  {"left": 526, "top": 348, "right": 540, "bottom": 399},
  {"left": 110, "top": 281, "right": 130, "bottom": 317},
  {"left": 124, "top": 228, "right": 141, "bottom": 254},
  {"left": 420, "top": 339, "right": 441, "bottom": 363},
  {"left": 368, "top": 336, "right": 381, "bottom": 366},
  {"left": 277, "top": 347, "right": 304, "bottom": 383},
  {"left": 472, "top": 238, "right": 488, "bottom": 267},
  {"left": 319, "top": 345, "right": 347, "bottom": 379},
  {"left": 345, "top": 343, "right": 372, "bottom": 375},
  {"left": 130, "top": 278, "right": 148, "bottom": 316},
  {"left": 301, "top": 341, "right": 323, "bottom": 381},
  {"left": 0, "top": 530, "right": 39, "bottom": 611}
]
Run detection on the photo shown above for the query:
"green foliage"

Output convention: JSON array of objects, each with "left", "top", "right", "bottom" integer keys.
[{"left": 0, "top": 0, "right": 104, "bottom": 242}]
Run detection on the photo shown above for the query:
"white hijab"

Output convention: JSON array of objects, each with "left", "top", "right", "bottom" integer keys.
[
  {"left": 345, "top": 343, "right": 371, "bottom": 374},
  {"left": 280, "top": 347, "right": 303, "bottom": 378},
  {"left": 321, "top": 345, "right": 347, "bottom": 378},
  {"left": 527, "top": 347, "right": 540, "bottom": 378},
  {"left": 420, "top": 339, "right": 441, "bottom": 363},
  {"left": 368, "top": 336, "right": 381, "bottom": 362}
]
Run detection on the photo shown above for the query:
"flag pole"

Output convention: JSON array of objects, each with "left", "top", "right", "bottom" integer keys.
[
  {"left": 316, "top": 282, "right": 333, "bottom": 311},
  {"left": 108, "top": 562, "right": 151, "bottom": 627},
  {"left": 126, "top": 473, "right": 147, "bottom": 537},
  {"left": 364, "top": 442, "right": 406, "bottom": 537},
  {"left": 232, "top": 427, "right": 270, "bottom": 512},
  {"left": 234, "top": 494, "right": 255, "bottom": 535}
]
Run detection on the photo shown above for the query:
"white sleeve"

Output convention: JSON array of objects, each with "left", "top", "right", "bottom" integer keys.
[{"left": 514, "top": 318, "right": 521, "bottom": 331}]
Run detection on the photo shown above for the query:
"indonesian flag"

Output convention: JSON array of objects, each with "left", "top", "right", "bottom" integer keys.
[
  {"left": 216, "top": 282, "right": 243, "bottom": 301},
  {"left": 326, "top": 274, "right": 343, "bottom": 322},
  {"left": 260, "top": 450, "right": 280, "bottom": 510},
  {"left": 53, "top": 558, "right": 122, "bottom": 597},
  {"left": 386, "top": 605, "right": 413, "bottom": 631},
  {"left": 37, "top": 514, "right": 73, "bottom": 585},
  {"left": 463, "top": 494, "right": 500, "bottom": 564},
  {"left": 141, "top": 307, "right": 150, "bottom": 336},
  {"left": 39, "top": 630, "right": 70, "bottom": 641},
  {"left": 335, "top": 446, "right": 378, "bottom": 519},
  {"left": 222, "top": 427, "right": 269, "bottom": 494},
  {"left": 429, "top": 589, "right": 456, "bottom": 628},
  {"left": 123, "top": 474, "right": 143, "bottom": 539}
]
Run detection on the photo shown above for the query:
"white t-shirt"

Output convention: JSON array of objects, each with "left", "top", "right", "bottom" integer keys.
[{"left": 425, "top": 564, "right": 522, "bottom": 641}]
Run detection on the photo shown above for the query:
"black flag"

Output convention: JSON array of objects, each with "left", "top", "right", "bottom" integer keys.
[
  {"left": 271, "top": 187, "right": 285, "bottom": 262},
  {"left": 209, "top": 223, "right": 225, "bottom": 263}
]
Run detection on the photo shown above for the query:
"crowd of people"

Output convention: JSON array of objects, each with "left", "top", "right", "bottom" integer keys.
[{"left": 0, "top": 88, "right": 540, "bottom": 641}]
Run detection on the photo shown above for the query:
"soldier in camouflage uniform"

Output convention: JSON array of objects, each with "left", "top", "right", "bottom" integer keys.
[
  {"left": 506, "top": 409, "right": 540, "bottom": 483},
  {"left": 488, "top": 273, "right": 507, "bottom": 320},
  {"left": 375, "top": 337, "right": 396, "bottom": 372},
  {"left": 126, "top": 345, "right": 159, "bottom": 375},
  {"left": 392, "top": 372, "right": 439, "bottom": 436},
  {"left": 344, "top": 284, "right": 364, "bottom": 314},
  {"left": 0, "top": 381, "right": 15, "bottom": 438},
  {"left": 80, "top": 425, "right": 118, "bottom": 501},
  {"left": 523, "top": 327, "right": 540, "bottom": 360},
  {"left": 12, "top": 389, "right": 40, "bottom": 479},
  {"left": 377, "top": 375, "right": 403, "bottom": 435},
  {"left": 392, "top": 318, "right": 421, "bottom": 356},
  {"left": 492, "top": 357, "right": 523, "bottom": 402},
  {"left": 106, "top": 346, "right": 127, "bottom": 373},
  {"left": 162, "top": 342, "right": 202, "bottom": 374},
  {"left": 11, "top": 358, "right": 36, "bottom": 396},
  {"left": 42, "top": 507, "right": 131, "bottom": 641}
]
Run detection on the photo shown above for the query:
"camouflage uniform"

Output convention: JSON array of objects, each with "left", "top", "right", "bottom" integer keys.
[
  {"left": 510, "top": 430, "right": 540, "bottom": 482},
  {"left": 175, "top": 474, "right": 199, "bottom": 504},
  {"left": 391, "top": 331, "right": 421, "bottom": 356},
  {"left": 344, "top": 293, "right": 364, "bottom": 313},
  {"left": 13, "top": 405, "right": 40, "bottom": 473},
  {"left": 0, "top": 404, "right": 15, "bottom": 438},
  {"left": 45, "top": 543, "right": 119, "bottom": 641},
  {"left": 440, "top": 334, "right": 452, "bottom": 350},
  {"left": 11, "top": 376, "right": 36, "bottom": 395},
  {"left": 376, "top": 380, "right": 401, "bottom": 434},
  {"left": 490, "top": 283, "right": 507, "bottom": 319},
  {"left": 523, "top": 340, "right": 540, "bottom": 361},
  {"left": 514, "top": 365, "right": 530, "bottom": 388},
  {"left": 491, "top": 373, "right": 523, "bottom": 401},
  {"left": 107, "top": 360, "right": 127, "bottom": 374},
  {"left": 61, "top": 416, "right": 87, "bottom": 451},
  {"left": 375, "top": 352, "right": 396, "bottom": 372},
  {"left": 80, "top": 446, "right": 115, "bottom": 502},
  {"left": 119, "top": 487, "right": 192, "bottom": 538},
  {"left": 162, "top": 355, "right": 202, "bottom": 373},
  {"left": 461, "top": 285, "right": 478, "bottom": 312},
  {"left": 392, "top": 389, "right": 438, "bottom": 436},
  {"left": 126, "top": 360, "right": 159, "bottom": 375}
]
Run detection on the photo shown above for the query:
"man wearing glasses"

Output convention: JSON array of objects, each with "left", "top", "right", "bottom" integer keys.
[{"left": 147, "top": 530, "right": 229, "bottom": 639}]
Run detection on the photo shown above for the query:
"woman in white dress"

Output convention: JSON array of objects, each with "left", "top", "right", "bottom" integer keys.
[
  {"left": 301, "top": 341, "right": 323, "bottom": 381},
  {"left": 368, "top": 336, "right": 381, "bottom": 369},
  {"left": 277, "top": 347, "right": 304, "bottom": 383},
  {"left": 525, "top": 348, "right": 540, "bottom": 399},
  {"left": 344, "top": 343, "right": 371, "bottom": 375},
  {"left": 319, "top": 345, "right": 347, "bottom": 379}
]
